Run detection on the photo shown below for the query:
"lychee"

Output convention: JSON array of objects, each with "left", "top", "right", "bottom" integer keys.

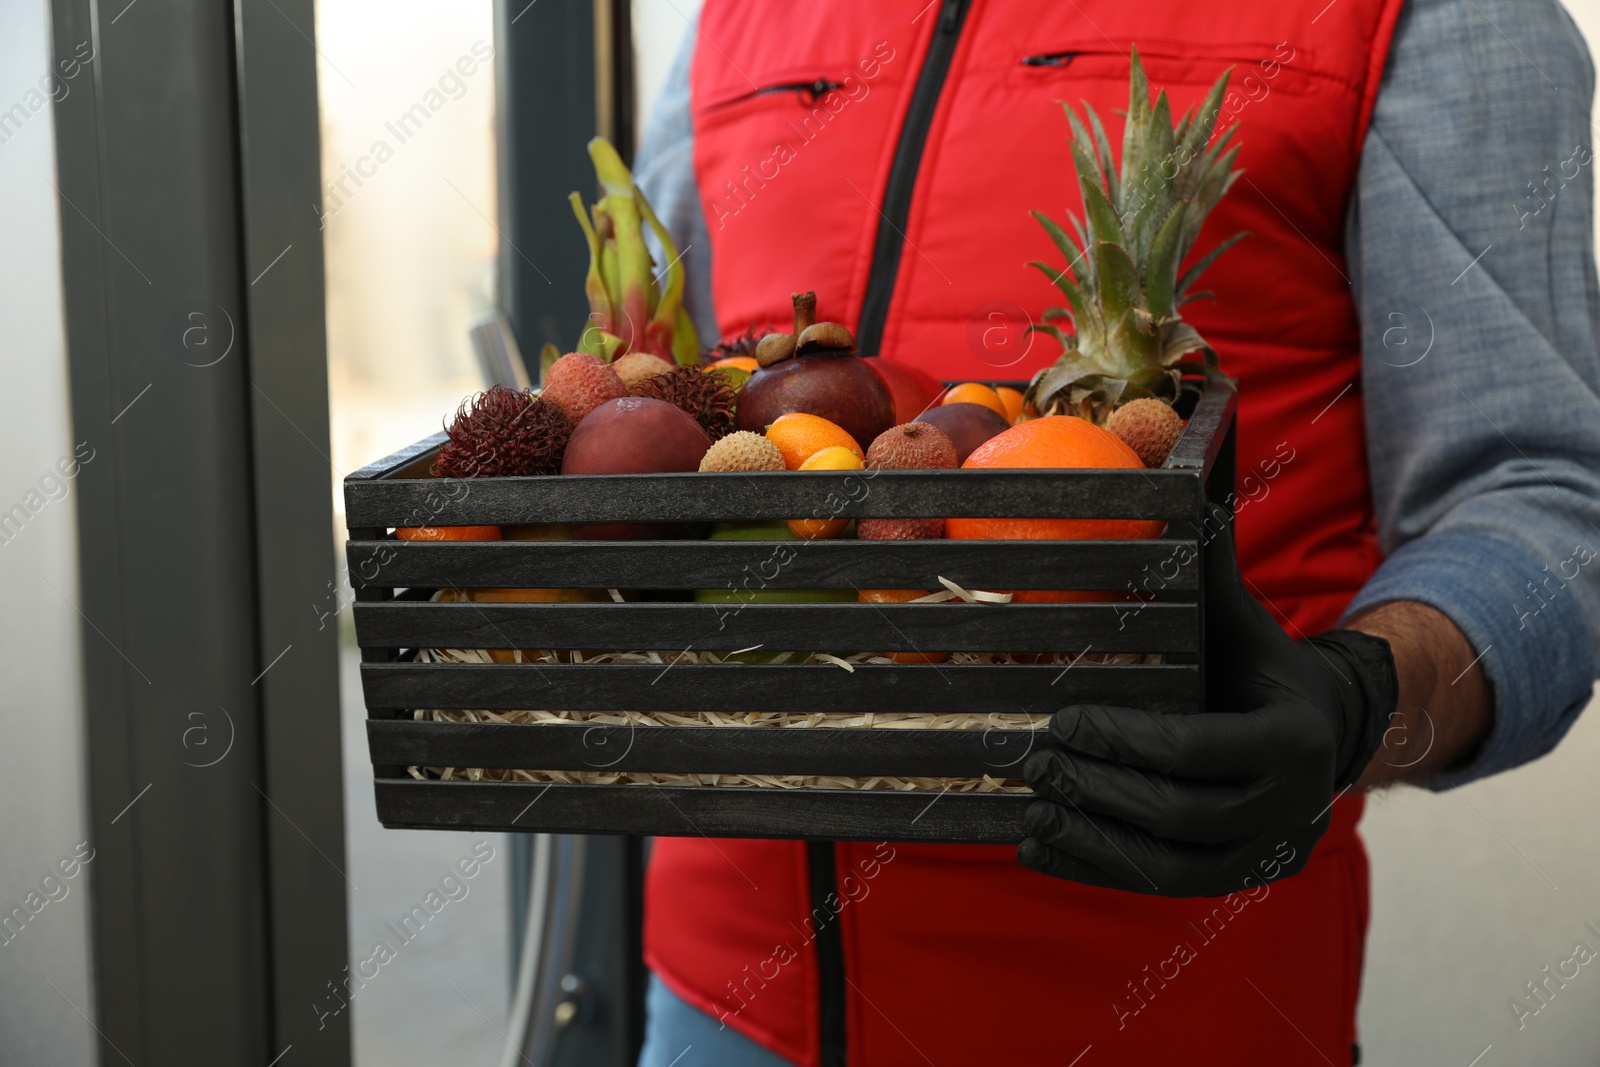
[
  {"left": 859, "top": 517, "right": 943, "bottom": 540},
  {"left": 541, "top": 353, "right": 628, "bottom": 424},
  {"left": 699, "top": 431, "right": 785, "bottom": 473},
  {"left": 613, "top": 351, "right": 674, "bottom": 390},
  {"left": 1106, "top": 398, "right": 1183, "bottom": 468},
  {"left": 858, "top": 422, "right": 956, "bottom": 541},
  {"left": 865, "top": 421, "right": 958, "bottom": 471}
]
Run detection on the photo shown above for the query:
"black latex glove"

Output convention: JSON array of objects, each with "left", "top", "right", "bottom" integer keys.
[{"left": 1018, "top": 503, "right": 1397, "bottom": 897}]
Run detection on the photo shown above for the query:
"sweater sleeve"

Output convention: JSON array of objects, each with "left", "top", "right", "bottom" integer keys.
[
  {"left": 1344, "top": 0, "right": 1600, "bottom": 788},
  {"left": 634, "top": 15, "right": 719, "bottom": 344}
]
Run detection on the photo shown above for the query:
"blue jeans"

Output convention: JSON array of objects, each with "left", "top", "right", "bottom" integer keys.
[{"left": 637, "top": 973, "right": 796, "bottom": 1067}]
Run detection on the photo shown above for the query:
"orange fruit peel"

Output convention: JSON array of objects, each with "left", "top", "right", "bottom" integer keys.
[
  {"left": 788, "top": 445, "right": 863, "bottom": 539},
  {"left": 395, "top": 525, "right": 503, "bottom": 541},
  {"left": 995, "top": 386, "right": 1025, "bottom": 424},
  {"left": 945, "top": 417, "right": 1164, "bottom": 541},
  {"left": 765, "top": 412, "right": 863, "bottom": 470},
  {"left": 941, "top": 382, "right": 1009, "bottom": 419}
]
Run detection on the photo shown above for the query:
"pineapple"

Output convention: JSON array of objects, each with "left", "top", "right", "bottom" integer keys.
[{"left": 1024, "top": 48, "right": 1245, "bottom": 423}]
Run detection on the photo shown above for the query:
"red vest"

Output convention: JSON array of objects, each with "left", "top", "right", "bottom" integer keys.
[{"left": 646, "top": 2, "right": 1402, "bottom": 1063}]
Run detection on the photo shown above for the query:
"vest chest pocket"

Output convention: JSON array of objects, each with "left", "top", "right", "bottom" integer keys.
[
  {"left": 1006, "top": 40, "right": 1322, "bottom": 106},
  {"left": 693, "top": 41, "right": 903, "bottom": 135}
]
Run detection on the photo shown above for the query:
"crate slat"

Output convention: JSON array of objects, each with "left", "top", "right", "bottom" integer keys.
[
  {"left": 347, "top": 430, "right": 446, "bottom": 482},
  {"left": 343, "top": 467, "right": 1200, "bottom": 528},
  {"left": 1165, "top": 379, "right": 1236, "bottom": 475},
  {"left": 352, "top": 600, "right": 1196, "bottom": 654},
  {"left": 369, "top": 720, "right": 1052, "bottom": 778},
  {"left": 347, "top": 537, "right": 1199, "bottom": 592},
  {"left": 361, "top": 662, "right": 1195, "bottom": 713},
  {"left": 372, "top": 778, "right": 1031, "bottom": 843}
]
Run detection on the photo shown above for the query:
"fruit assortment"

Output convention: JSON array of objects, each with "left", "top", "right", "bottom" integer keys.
[
  {"left": 405, "top": 48, "right": 1239, "bottom": 627},
  {"left": 412, "top": 338, "right": 1179, "bottom": 546}
]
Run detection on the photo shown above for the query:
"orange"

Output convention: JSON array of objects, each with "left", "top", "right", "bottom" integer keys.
[
  {"left": 945, "top": 417, "right": 1164, "bottom": 541},
  {"left": 941, "top": 382, "right": 1008, "bottom": 419},
  {"left": 395, "top": 524, "right": 502, "bottom": 541},
  {"left": 788, "top": 445, "right": 862, "bottom": 539},
  {"left": 708, "top": 355, "right": 759, "bottom": 373},
  {"left": 995, "top": 386, "right": 1025, "bottom": 424},
  {"left": 859, "top": 588, "right": 948, "bottom": 664},
  {"left": 765, "top": 413, "right": 862, "bottom": 471}
]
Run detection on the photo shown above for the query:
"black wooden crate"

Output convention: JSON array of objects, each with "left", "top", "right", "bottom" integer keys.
[{"left": 345, "top": 380, "right": 1235, "bottom": 844}]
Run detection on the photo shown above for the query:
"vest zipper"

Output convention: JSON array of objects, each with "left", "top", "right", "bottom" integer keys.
[
  {"left": 853, "top": 0, "right": 973, "bottom": 357},
  {"left": 807, "top": 841, "right": 847, "bottom": 1067},
  {"left": 810, "top": 11, "right": 972, "bottom": 1059}
]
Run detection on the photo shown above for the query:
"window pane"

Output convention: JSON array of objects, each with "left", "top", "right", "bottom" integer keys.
[{"left": 315, "top": 2, "right": 510, "bottom": 1062}]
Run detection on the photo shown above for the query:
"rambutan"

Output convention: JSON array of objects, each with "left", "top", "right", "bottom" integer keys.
[
  {"left": 432, "top": 384, "right": 571, "bottom": 478},
  {"left": 711, "top": 324, "right": 776, "bottom": 362},
  {"left": 631, "top": 365, "right": 739, "bottom": 440}
]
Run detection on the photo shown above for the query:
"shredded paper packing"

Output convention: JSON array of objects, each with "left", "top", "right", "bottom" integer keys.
[{"left": 407, "top": 639, "right": 1162, "bottom": 793}]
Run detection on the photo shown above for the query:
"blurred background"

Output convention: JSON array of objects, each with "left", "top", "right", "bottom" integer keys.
[{"left": 3, "top": 0, "right": 1599, "bottom": 1063}]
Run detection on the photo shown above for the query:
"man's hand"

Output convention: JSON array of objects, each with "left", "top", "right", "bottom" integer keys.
[{"left": 1017, "top": 505, "right": 1399, "bottom": 897}]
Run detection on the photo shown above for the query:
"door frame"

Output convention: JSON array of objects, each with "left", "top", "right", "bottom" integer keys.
[{"left": 51, "top": 0, "right": 348, "bottom": 1062}]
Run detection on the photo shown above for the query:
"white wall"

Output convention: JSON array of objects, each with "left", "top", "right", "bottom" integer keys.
[
  {"left": 0, "top": 2, "right": 96, "bottom": 1065},
  {"left": 632, "top": 0, "right": 702, "bottom": 139}
]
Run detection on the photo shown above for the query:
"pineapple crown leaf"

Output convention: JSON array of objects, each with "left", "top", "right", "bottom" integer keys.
[
  {"left": 1026, "top": 49, "right": 1246, "bottom": 420},
  {"left": 1079, "top": 174, "right": 1125, "bottom": 253},
  {"left": 1176, "top": 230, "right": 1249, "bottom": 302},
  {"left": 1047, "top": 61, "right": 1245, "bottom": 326},
  {"left": 1031, "top": 209, "right": 1087, "bottom": 275},
  {"left": 1159, "top": 321, "right": 1210, "bottom": 366},
  {"left": 1176, "top": 67, "right": 1235, "bottom": 163},
  {"left": 1027, "top": 257, "right": 1085, "bottom": 309},
  {"left": 1084, "top": 106, "right": 1119, "bottom": 197},
  {"left": 1064, "top": 106, "right": 1112, "bottom": 210},
  {"left": 1026, "top": 321, "right": 1073, "bottom": 349},
  {"left": 1029, "top": 350, "right": 1115, "bottom": 407},
  {"left": 1143, "top": 201, "right": 1191, "bottom": 320},
  {"left": 1027, "top": 260, "right": 1099, "bottom": 344},
  {"left": 1094, "top": 241, "right": 1145, "bottom": 329}
]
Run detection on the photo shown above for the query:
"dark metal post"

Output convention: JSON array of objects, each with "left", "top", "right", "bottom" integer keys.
[
  {"left": 52, "top": 0, "right": 348, "bottom": 1060},
  {"left": 233, "top": 0, "right": 351, "bottom": 1060},
  {"left": 494, "top": 0, "right": 604, "bottom": 366}
]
